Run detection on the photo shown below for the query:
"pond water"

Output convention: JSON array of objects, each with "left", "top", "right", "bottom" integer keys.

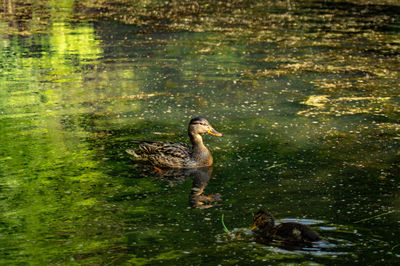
[{"left": 1, "top": 1, "right": 400, "bottom": 265}]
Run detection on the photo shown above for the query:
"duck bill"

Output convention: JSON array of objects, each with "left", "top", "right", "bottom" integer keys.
[
  {"left": 250, "top": 225, "right": 258, "bottom": 231},
  {"left": 208, "top": 128, "right": 222, "bottom": 137}
]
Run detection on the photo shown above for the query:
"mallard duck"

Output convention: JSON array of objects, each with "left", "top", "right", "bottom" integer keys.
[
  {"left": 126, "top": 117, "right": 222, "bottom": 168},
  {"left": 252, "top": 209, "right": 320, "bottom": 244}
]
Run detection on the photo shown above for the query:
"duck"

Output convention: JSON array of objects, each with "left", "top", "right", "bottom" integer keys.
[
  {"left": 126, "top": 117, "right": 222, "bottom": 168},
  {"left": 252, "top": 209, "right": 320, "bottom": 244}
]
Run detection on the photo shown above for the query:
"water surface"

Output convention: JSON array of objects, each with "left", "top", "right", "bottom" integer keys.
[{"left": 1, "top": 1, "right": 399, "bottom": 265}]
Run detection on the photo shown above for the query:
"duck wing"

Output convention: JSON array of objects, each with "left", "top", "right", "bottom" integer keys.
[
  {"left": 273, "top": 222, "right": 320, "bottom": 243},
  {"left": 129, "top": 140, "right": 192, "bottom": 168}
]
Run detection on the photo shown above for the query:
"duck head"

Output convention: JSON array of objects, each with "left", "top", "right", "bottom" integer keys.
[
  {"left": 188, "top": 117, "right": 222, "bottom": 137},
  {"left": 251, "top": 209, "right": 275, "bottom": 234}
]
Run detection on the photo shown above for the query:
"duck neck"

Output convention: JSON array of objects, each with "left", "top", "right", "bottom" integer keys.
[
  {"left": 189, "top": 132, "right": 207, "bottom": 152},
  {"left": 189, "top": 132, "right": 212, "bottom": 164}
]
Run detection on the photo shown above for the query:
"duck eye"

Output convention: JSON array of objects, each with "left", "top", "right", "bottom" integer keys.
[{"left": 192, "top": 122, "right": 207, "bottom": 126}]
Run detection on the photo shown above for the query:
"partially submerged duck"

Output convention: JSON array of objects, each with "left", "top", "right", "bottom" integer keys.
[
  {"left": 252, "top": 209, "right": 320, "bottom": 244},
  {"left": 126, "top": 117, "right": 222, "bottom": 168}
]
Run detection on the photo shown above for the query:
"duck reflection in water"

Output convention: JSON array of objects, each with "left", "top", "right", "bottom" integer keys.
[
  {"left": 188, "top": 166, "right": 221, "bottom": 209},
  {"left": 132, "top": 164, "right": 221, "bottom": 209}
]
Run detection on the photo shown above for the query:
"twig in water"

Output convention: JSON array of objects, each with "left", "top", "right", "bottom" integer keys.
[
  {"left": 354, "top": 210, "right": 397, "bottom": 223},
  {"left": 221, "top": 214, "right": 230, "bottom": 233},
  {"left": 264, "top": 163, "right": 287, "bottom": 170}
]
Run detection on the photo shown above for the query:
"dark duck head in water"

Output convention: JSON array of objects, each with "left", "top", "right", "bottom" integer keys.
[{"left": 126, "top": 117, "right": 222, "bottom": 168}]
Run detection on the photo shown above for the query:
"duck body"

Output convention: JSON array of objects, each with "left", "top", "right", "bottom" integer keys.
[
  {"left": 126, "top": 117, "right": 222, "bottom": 168},
  {"left": 252, "top": 209, "right": 320, "bottom": 244},
  {"left": 273, "top": 222, "right": 320, "bottom": 243}
]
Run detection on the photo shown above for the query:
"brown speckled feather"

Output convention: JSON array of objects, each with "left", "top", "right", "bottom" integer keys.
[{"left": 131, "top": 140, "right": 192, "bottom": 168}]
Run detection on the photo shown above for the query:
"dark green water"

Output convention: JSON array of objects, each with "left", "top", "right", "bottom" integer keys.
[{"left": 1, "top": 1, "right": 400, "bottom": 265}]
